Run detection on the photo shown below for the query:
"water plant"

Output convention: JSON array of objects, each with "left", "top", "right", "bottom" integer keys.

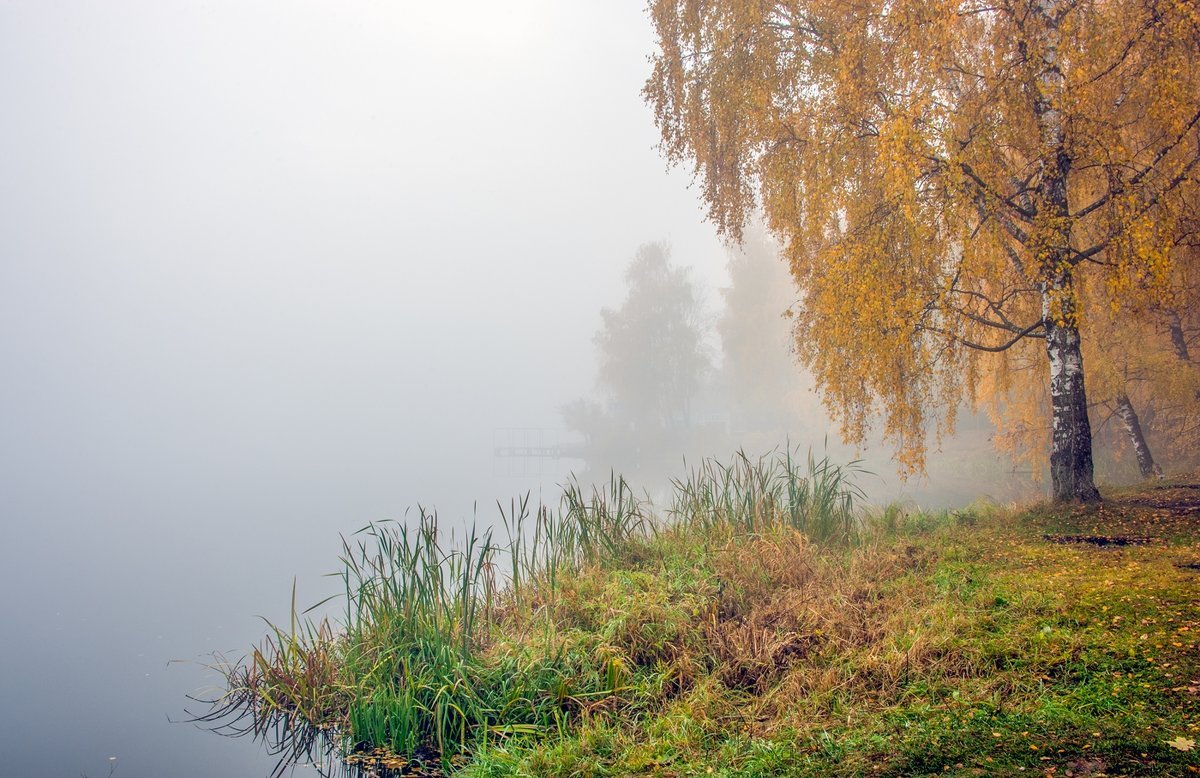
[
  {"left": 669, "top": 446, "right": 865, "bottom": 541},
  {"left": 196, "top": 446, "right": 865, "bottom": 774},
  {"left": 190, "top": 450, "right": 1200, "bottom": 777},
  {"left": 194, "top": 470, "right": 636, "bottom": 768}
]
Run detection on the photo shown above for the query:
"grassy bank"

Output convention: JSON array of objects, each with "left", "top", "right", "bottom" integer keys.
[{"left": 205, "top": 452, "right": 1200, "bottom": 776}]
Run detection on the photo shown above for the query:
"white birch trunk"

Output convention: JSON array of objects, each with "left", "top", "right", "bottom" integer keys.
[
  {"left": 1114, "top": 393, "right": 1163, "bottom": 479},
  {"left": 1034, "top": 0, "right": 1101, "bottom": 503}
]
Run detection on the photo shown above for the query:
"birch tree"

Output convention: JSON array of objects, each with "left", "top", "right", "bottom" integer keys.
[{"left": 645, "top": 0, "right": 1200, "bottom": 501}]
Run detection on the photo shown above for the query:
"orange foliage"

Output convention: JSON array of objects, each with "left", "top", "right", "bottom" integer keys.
[{"left": 645, "top": 0, "right": 1200, "bottom": 476}]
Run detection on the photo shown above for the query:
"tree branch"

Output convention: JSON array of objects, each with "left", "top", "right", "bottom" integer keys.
[
  {"left": 1073, "top": 104, "right": 1200, "bottom": 220},
  {"left": 1070, "top": 145, "right": 1200, "bottom": 265},
  {"left": 924, "top": 318, "right": 1046, "bottom": 352}
]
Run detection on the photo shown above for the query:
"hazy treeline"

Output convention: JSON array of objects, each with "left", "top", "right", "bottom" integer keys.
[
  {"left": 560, "top": 234, "right": 1188, "bottom": 507},
  {"left": 559, "top": 235, "right": 804, "bottom": 488}
]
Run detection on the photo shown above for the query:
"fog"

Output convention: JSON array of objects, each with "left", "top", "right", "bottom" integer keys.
[{"left": 0, "top": 4, "right": 1030, "bottom": 777}]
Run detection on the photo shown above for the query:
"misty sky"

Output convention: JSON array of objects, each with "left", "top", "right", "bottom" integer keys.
[
  {"left": 0, "top": 0, "right": 732, "bottom": 505},
  {"left": 0, "top": 3, "right": 733, "bottom": 777}
]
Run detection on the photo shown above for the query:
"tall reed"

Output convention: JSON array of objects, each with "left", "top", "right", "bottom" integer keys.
[
  {"left": 670, "top": 445, "right": 865, "bottom": 542},
  {"left": 200, "top": 447, "right": 866, "bottom": 773}
]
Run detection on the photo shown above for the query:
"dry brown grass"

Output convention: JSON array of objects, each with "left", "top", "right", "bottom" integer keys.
[{"left": 700, "top": 525, "right": 946, "bottom": 701}]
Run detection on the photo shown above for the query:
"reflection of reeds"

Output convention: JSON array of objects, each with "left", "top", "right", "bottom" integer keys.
[
  {"left": 196, "top": 447, "right": 865, "bottom": 775},
  {"left": 192, "top": 582, "right": 347, "bottom": 776}
]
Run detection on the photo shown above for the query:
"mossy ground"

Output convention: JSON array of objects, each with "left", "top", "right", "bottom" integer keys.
[{"left": 460, "top": 478, "right": 1200, "bottom": 777}]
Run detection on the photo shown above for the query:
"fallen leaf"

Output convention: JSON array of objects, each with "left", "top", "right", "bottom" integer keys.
[{"left": 1168, "top": 736, "right": 1195, "bottom": 752}]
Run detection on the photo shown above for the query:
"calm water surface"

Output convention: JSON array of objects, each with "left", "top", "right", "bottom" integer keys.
[{"left": 0, "top": 435, "right": 564, "bottom": 778}]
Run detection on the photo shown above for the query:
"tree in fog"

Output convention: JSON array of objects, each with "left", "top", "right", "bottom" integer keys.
[
  {"left": 717, "top": 230, "right": 807, "bottom": 434},
  {"left": 646, "top": 0, "right": 1200, "bottom": 501},
  {"left": 990, "top": 249, "right": 1200, "bottom": 481},
  {"left": 564, "top": 242, "right": 710, "bottom": 477},
  {"left": 595, "top": 242, "right": 709, "bottom": 432}
]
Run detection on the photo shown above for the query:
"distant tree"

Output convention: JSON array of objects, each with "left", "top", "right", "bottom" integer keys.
[
  {"left": 717, "top": 229, "right": 807, "bottom": 433},
  {"left": 1134, "top": 221, "right": 1200, "bottom": 471},
  {"left": 563, "top": 242, "right": 710, "bottom": 478},
  {"left": 645, "top": 0, "right": 1200, "bottom": 501},
  {"left": 595, "top": 242, "right": 710, "bottom": 432},
  {"left": 992, "top": 247, "right": 1200, "bottom": 480}
]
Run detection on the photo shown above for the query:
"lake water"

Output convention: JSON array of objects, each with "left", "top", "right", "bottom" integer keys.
[
  {"left": 0, "top": 410, "right": 1041, "bottom": 778},
  {"left": 0, "top": 433, "right": 570, "bottom": 778}
]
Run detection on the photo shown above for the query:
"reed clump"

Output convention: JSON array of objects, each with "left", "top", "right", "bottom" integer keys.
[
  {"left": 201, "top": 457, "right": 1200, "bottom": 776},
  {"left": 200, "top": 448, "right": 868, "bottom": 773}
]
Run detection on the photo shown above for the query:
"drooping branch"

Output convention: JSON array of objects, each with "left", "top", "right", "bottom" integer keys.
[
  {"left": 1082, "top": 11, "right": 1157, "bottom": 87},
  {"left": 924, "top": 318, "right": 1046, "bottom": 352},
  {"left": 972, "top": 197, "right": 1029, "bottom": 276},
  {"left": 947, "top": 287, "right": 1039, "bottom": 334},
  {"left": 929, "top": 154, "right": 1037, "bottom": 225},
  {"left": 1073, "top": 105, "right": 1200, "bottom": 220},
  {"left": 1070, "top": 145, "right": 1200, "bottom": 266}
]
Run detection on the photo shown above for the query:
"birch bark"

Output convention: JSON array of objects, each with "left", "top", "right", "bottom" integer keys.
[
  {"left": 1033, "top": 0, "right": 1101, "bottom": 502},
  {"left": 1114, "top": 393, "right": 1163, "bottom": 479}
]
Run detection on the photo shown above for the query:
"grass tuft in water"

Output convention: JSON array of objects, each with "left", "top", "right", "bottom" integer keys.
[
  {"left": 198, "top": 447, "right": 861, "bottom": 772},
  {"left": 198, "top": 454, "right": 1200, "bottom": 777}
]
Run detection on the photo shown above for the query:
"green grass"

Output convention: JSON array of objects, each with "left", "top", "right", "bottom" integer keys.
[{"left": 201, "top": 452, "right": 1200, "bottom": 777}]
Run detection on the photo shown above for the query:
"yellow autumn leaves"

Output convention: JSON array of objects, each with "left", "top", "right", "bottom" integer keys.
[{"left": 646, "top": 0, "right": 1200, "bottom": 479}]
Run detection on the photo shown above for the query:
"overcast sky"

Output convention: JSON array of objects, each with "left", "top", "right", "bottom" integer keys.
[
  {"left": 0, "top": 3, "right": 732, "bottom": 776},
  {"left": 0, "top": 0, "right": 732, "bottom": 504}
]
